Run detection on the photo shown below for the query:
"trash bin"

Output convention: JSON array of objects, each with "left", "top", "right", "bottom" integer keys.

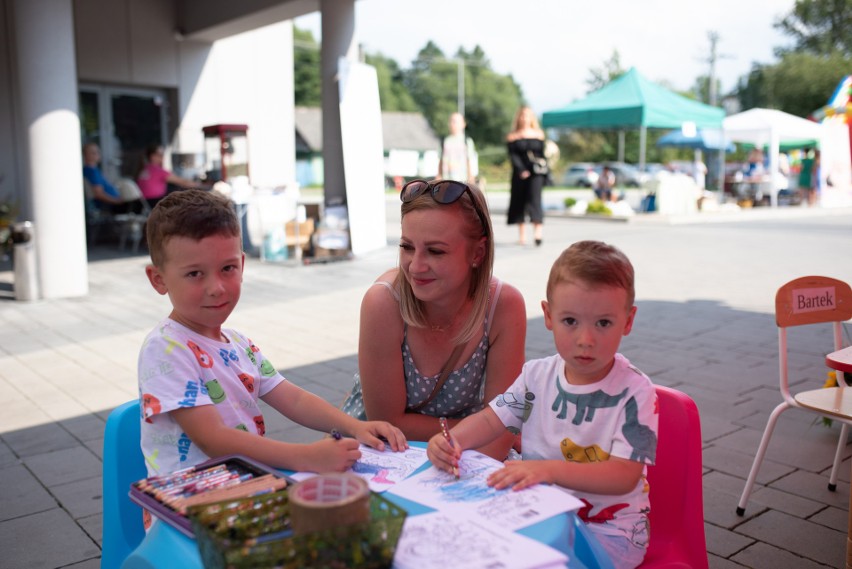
[{"left": 11, "top": 221, "right": 39, "bottom": 301}]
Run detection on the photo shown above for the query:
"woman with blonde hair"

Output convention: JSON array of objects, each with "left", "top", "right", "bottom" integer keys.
[
  {"left": 342, "top": 179, "right": 526, "bottom": 459},
  {"left": 506, "top": 106, "right": 547, "bottom": 246}
]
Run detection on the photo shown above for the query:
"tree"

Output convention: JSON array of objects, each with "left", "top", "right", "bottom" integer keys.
[
  {"left": 455, "top": 46, "right": 523, "bottom": 147},
  {"left": 403, "top": 42, "right": 523, "bottom": 148},
  {"left": 736, "top": 52, "right": 852, "bottom": 117},
  {"left": 774, "top": 0, "right": 852, "bottom": 56},
  {"left": 365, "top": 53, "right": 419, "bottom": 112},
  {"left": 585, "top": 50, "right": 625, "bottom": 94},
  {"left": 692, "top": 75, "right": 722, "bottom": 105},
  {"left": 293, "top": 27, "right": 321, "bottom": 107},
  {"left": 734, "top": 0, "right": 852, "bottom": 115}
]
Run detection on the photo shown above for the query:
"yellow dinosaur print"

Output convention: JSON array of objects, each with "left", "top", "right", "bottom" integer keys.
[{"left": 560, "top": 438, "right": 610, "bottom": 463}]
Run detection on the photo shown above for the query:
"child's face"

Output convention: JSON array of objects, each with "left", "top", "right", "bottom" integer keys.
[
  {"left": 145, "top": 233, "right": 244, "bottom": 341},
  {"left": 542, "top": 280, "right": 636, "bottom": 385}
]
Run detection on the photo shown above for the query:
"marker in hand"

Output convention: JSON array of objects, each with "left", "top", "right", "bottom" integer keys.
[
  {"left": 331, "top": 429, "right": 342, "bottom": 441},
  {"left": 438, "top": 417, "right": 459, "bottom": 479}
]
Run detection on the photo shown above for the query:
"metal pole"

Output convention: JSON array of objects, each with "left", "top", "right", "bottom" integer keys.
[{"left": 457, "top": 58, "right": 465, "bottom": 116}]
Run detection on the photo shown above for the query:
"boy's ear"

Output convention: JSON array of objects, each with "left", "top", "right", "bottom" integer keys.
[
  {"left": 145, "top": 264, "right": 168, "bottom": 295},
  {"left": 541, "top": 300, "right": 554, "bottom": 331},
  {"left": 623, "top": 305, "right": 637, "bottom": 336}
]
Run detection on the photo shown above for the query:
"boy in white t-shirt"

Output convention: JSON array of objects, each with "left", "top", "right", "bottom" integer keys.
[
  {"left": 138, "top": 190, "right": 406, "bottom": 490},
  {"left": 428, "top": 240, "right": 658, "bottom": 567}
]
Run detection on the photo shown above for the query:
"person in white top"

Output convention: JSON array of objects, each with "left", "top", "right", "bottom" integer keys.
[
  {"left": 428, "top": 240, "right": 658, "bottom": 568},
  {"left": 138, "top": 190, "right": 405, "bottom": 494}
]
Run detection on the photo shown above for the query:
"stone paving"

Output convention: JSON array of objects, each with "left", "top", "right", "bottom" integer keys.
[{"left": 1, "top": 192, "right": 852, "bottom": 568}]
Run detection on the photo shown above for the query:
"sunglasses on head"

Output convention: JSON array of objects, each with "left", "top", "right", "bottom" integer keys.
[{"left": 400, "top": 179, "right": 489, "bottom": 236}]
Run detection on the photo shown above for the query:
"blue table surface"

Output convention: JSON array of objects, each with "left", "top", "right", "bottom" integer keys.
[{"left": 123, "top": 443, "right": 614, "bottom": 569}]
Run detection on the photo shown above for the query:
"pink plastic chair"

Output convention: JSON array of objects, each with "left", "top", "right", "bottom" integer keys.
[{"left": 639, "top": 385, "right": 708, "bottom": 569}]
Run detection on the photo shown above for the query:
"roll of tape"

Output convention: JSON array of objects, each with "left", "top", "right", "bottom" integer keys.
[{"left": 289, "top": 473, "right": 370, "bottom": 535}]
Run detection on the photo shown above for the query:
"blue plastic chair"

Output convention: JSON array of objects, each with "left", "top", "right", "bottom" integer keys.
[{"left": 101, "top": 400, "right": 146, "bottom": 569}]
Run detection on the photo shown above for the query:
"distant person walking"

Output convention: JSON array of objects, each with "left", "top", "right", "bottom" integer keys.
[
  {"left": 438, "top": 112, "right": 477, "bottom": 185},
  {"left": 798, "top": 147, "right": 817, "bottom": 206},
  {"left": 506, "top": 106, "right": 546, "bottom": 246}
]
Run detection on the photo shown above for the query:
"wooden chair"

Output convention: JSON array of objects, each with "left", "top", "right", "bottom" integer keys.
[
  {"left": 737, "top": 276, "right": 852, "bottom": 517},
  {"left": 640, "top": 385, "right": 708, "bottom": 569}
]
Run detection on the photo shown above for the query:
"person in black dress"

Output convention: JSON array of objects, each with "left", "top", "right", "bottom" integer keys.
[{"left": 506, "top": 106, "right": 546, "bottom": 246}]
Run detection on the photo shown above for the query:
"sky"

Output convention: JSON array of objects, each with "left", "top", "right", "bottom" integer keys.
[{"left": 295, "top": 0, "right": 799, "bottom": 116}]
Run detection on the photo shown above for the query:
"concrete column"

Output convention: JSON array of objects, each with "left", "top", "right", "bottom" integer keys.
[
  {"left": 319, "top": 0, "right": 356, "bottom": 207},
  {"left": 13, "top": 0, "right": 88, "bottom": 298}
]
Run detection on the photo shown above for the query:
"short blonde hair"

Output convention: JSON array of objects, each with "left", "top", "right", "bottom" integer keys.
[
  {"left": 394, "top": 181, "right": 493, "bottom": 345},
  {"left": 547, "top": 241, "right": 635, "bottom": 308}
]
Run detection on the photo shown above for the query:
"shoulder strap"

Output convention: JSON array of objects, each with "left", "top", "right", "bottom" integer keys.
[
  {"left": 407, "top": 341, "right": 468, "bottom": 412},
  {"left": 372, "top": 280, "right": 400, "bottom": 301}
]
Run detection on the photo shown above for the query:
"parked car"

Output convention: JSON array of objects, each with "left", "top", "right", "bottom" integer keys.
[
  {"left": 562, "top": 163, "right": 599, "bottom": 187},
  {"left": 642, "top": 163, "right": 667, "bottom": 177},
  {"left": 601, "top": 162, "right": 648, "bottom": 187}
]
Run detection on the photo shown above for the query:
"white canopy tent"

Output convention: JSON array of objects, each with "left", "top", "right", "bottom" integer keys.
[{"left": 723, "top": 108, "right": 826, "bottom": 207}]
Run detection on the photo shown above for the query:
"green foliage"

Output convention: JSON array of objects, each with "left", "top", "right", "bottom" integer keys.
[
  {"left": 585, "top": 200, "right": 612, "bottom": 215},
  {"left": 774, "top": 0, "right": 852, "bottom": 56},
  {"left": 735, "top": 51, "right": 852, "bottom": 116},
  {"left": 733, "top": 0, "right": 852, "bottom": 114},
  {"left": 564, "top": 197, "right": 577, "bottom": 208},
  {"left": 294, "top": 27, "right": 321, "bottom": 107},
  {"left": 585, "top": 50, "right": 625, "bottom": 94},
  {"left": 366, "top": 53, "right": 419, "bottom": 112},
  {"left": 402, "top": 42, "right": 523, "bottom": 149}
]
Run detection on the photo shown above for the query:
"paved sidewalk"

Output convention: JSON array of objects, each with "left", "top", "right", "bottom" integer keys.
[{"left": 1, "top": 195, "right": 852, "bottom": 568}]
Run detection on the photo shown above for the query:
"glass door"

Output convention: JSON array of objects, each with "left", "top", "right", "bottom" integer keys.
[{"left": 79, "top": 85, "right": 169, "bottom": 181}]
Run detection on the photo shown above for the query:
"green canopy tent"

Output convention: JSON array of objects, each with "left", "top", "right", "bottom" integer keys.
[{"left": 542, "top": 67, "right": 725, "bottom": 177}]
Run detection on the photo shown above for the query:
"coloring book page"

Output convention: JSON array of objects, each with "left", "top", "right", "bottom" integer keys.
[
  {"left": 290, "top": 444, "right": 428, "bottom": 492},
  {"left": 387, "top": 450, "right": 583, "bottom": 530},
  {"left": 391, "top": 510, "right": 568, "bottom": 569}
]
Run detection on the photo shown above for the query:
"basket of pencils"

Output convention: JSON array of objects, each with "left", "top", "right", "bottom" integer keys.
[{"left": 187, "top": 483, "right": 407, "bottom": 569}]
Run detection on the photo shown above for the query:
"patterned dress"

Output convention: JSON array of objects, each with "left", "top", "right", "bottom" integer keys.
[{"left": 342, "top": 280, "right": 503, "bottom": 420}]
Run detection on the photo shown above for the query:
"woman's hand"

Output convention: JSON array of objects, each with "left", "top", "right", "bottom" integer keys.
[
  {"left": 350, "top": 420, "right": 408, "bottom": 452},
  {"left": 520, "top": 170, "right": 531, "bottom": 180}
]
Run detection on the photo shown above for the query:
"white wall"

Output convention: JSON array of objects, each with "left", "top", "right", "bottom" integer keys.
[
  {"left": 74, "top": 0, "right": 179, "bottom": 87},
  {"left": 176, "top": 21, "right": 296, "bottom": 188},
  {"left": 73, "top": 0, "right": 295, "bottom": 188}
]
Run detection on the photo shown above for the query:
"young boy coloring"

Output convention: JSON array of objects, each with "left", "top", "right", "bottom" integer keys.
[
  {"left": 138, "top": 190, "right": 406, "bottom": 484},
  {"left": 427, "top": 240, "right": 658, "bottom": 567}
]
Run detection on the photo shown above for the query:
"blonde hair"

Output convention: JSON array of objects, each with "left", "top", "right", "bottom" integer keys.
[
  {"left": 394, "top": 182, "right": 494, "bottom": 344},
  {"left": 512, "top": 105, "right": 541, "bottom": 132},
  {"left": 547, "top": 241, "right": 635, "bottom": 308}
]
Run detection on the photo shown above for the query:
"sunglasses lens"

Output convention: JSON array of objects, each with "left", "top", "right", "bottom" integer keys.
[
  {"left": 400, "top": 180, "right": 429, "bottom": 203},
  {"left": 431, "top": 181, "right": 466, "bottom": 204}
]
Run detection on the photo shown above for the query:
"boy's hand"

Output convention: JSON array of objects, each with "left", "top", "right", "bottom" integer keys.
[
  {"left": 351, "top": 421, "right": 408, "bottom": 452},
  {"left": 307, "top": 437, "right": 361, "bottom": 473},
  {"left": 487, "top": 460, "right": 553, "bottom": 491},
  {"left": 426, "top": 432, "right": 460, "bottom": 475}
]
